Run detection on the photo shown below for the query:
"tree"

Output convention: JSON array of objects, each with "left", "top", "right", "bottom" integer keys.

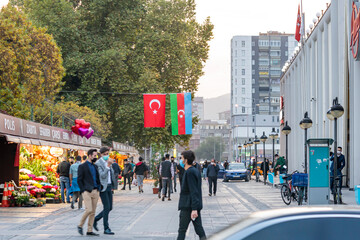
[
  {"left": 195, "top": 137, "right": 225, "bottom": 161},
  {"left": 14, "top": 0, "right": 213, "bottom": 149},
  {"left": 0, "top": 5, "right": 65, "bottom": 115}
]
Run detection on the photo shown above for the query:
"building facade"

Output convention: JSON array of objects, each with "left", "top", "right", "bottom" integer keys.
[
  {"left": 280, "top": 0, "right": 360, "bottom": 188},
  {"left": 230, "top": 32, "right": 297, "bottom": 161}
]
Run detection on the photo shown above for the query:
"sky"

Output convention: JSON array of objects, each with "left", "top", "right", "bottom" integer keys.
[{"left": 0, "top": 0, "right": 329, "bottom": 98}]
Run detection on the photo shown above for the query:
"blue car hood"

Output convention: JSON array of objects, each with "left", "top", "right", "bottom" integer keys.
[{"left": 226, "top": 169, "right": 247, "bottom": 174}]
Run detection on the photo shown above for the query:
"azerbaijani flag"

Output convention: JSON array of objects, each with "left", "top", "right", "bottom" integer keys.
[{"left": 170, "top": 93, "right": 192, "bottom": 135}]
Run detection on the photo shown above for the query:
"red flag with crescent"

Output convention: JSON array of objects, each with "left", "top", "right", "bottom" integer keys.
[
  {"left": 295, "top": 4, "right": 301, "bottom": 42},
  {"left": 143, "top": 94, "right": 166, "bottom": 128}
]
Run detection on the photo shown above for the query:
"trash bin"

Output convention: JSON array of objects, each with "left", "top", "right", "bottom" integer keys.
[
  {"left": 268, "top": 173, "right": 274, "bottom": 184},
  {"left": 355, "top": 185, "right": 360, "bottom": 205},
  {"left": 279, "top": 174, "right": 286, "bottom": 184}
]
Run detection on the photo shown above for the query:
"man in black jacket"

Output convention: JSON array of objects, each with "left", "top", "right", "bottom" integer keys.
[
  {"left": 121, "top": 159, "right": 132, "bottom": 190},
  {"left": 177, "top": 150, "right": 206, "bottom": 240},
  {"left": 160, "top": 154, "right": 174, "bottom": 201},
  {"left": 77, "top": 149, "right": 101, "bottom": 236},
  {"left": 57, "top": 157, "right": 71, "bottom": 203},
  {"left": 207, "top": 159, "right": 220, "bottom": 196}
]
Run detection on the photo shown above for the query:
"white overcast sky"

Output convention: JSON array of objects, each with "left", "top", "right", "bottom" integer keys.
[{"left": 0, "top": 0, "right": 329, "bottom": 98}]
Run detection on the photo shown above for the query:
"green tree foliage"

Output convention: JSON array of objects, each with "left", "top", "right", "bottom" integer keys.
[
  {"left": 0, "top": 5, "right": 65, "bottom": 111},
  {"left": 195, "top": 137, "right": 225, "bottom": 161},
  {"left": 15, "top": 0, "right": 213, "bottom": 149}
]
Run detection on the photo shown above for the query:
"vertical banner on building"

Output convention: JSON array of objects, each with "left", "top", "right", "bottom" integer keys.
[
  {"left": 143, "top": 94, "right": 166, "bottom": 128},
  {"left": 170, "top": 93, "right": 192, "bottom": 135},
  {"left": 295, "top": 4, "right": 301, "bottom": 42}
]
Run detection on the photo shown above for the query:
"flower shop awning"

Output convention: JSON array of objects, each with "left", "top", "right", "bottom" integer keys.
[{"left": 0, "top": 113, "right": 102, "bottom": 149}]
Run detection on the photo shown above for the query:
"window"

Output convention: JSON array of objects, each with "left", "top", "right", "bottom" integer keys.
[
  {"left": 252, "top": 50, "right": 255, "bottom": 56},
  {"left": 241, "top": 59, "right": 245, "bottom": 66},
  {"left": 235, "top": 97, "right": 237, "bottom": 103},
  {"left": 252, "top": 128, "right": 255, "bottom": 133},
  {"left": 277, "top": 139, "right": 280, "bottom": 144},
  {"left": 252, "top": 116, "right": 255, "bottom": 122},
  {"left": 285, "top": 42, "right": 288, "bottom": 47},
  {"left": 235, "top": 59, "right": 237, "bottom": 66},
  {"left": 272, "top": 116, "right": 275, "bottom": 122},
  {"left": 242, "top": 107, "right": 245, "bottom": 113},
  {"left": 277, "top": 128, "right": 280, "bottom": 133},
  {"left": 252, "top": 70, "right": 255, "bottom": 75},
  {"left": 242, "top": 78, "right": 246, "bottom": 85},
  {"left": 277, "top": 116, "right": 279, "bottom": 122},
  {"left": 235, "top": 41, "right": 237, "bottom": 47},
  {"left": 252, "top": 79, "right": 255, "bottom": 84},
  {"left": 242, "top": 69, "right": 245, "bottom": 75},
  {"left": 270, "top": 50, "right": 280, "bottom": 56},
  {"left": 242, "top": 98, "right": 245, "bottom": 104},
  {"left": 242, "top": 41, "right": 245, "bottom": 47},
  {"left": 242, "top": 88, "right": 245, "bottom": 94},
  {"left": 252, "top": 60, "right": 255, "bottom": 65},
  {"left": 252, "top": 41, "right": 255, "bottom": 46},
  {"left": 241, "top": 50, "right": 245, "bottom": 56},
  {"left": 252, "top": 88, "right": 255, "bottom": 93},
  {"left": 235, "top": 69, "right": 237, "bottom": 76},
  {"left": 235, "top": 78, "right": 238, "bottom": 85},
  {"left": 235, "top": 88, "right": 237, "bottom": 94},
  {"left": 285, "top": 51, "right": 288, "bottom": 56},
  {"left": 259, "top": 59, "right": 269, "bottom": 65}
]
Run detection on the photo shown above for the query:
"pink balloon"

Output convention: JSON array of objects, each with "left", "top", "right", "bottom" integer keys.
[
  {"left": 85, "top": 128, "right": 94, "bottom": 139},
  {"left": 78, "top": 127, "right": 89, "bottom": 137}
]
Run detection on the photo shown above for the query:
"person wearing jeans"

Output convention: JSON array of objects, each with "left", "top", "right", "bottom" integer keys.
[
  {"left": 207, "top": 159, "right": 219, "bottom": 197},
  {"left": 57, "top": 157, "right": 71, "bottom": 203},
  {"left": 177, "top": 150, "right": 206, "bottom": 240},
  {"left": 160, "top": 154, "right": 174, "bottom": 201},
  {"left": 94, "top": 147, "right": 116, "bottom": 235}
]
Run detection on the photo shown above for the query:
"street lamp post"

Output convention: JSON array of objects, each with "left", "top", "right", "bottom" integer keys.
[
  {"left": 281, "top": 121, "right": 292, "bottom": 174},
  {"left": 299, "top": 112, "right": 313, "bottom": 174},
  {"left": 238, "top": 145, "right": 242, "bottom": 163},
  {"left": 326, "top": 97, "right": 344, "bottom": 204},
  {"left": 254, "top": 136, "right": 260, "bottom": 182},
  {"left": 269, "top": 128, "right": 279, "bottom": 173},
  {"left": 247, "top": 138, "right": 253, "bottom": 178},
  {"left": 243, "top": 142, "right": 248, "bottom": 168},
  {"left": 260, "top": 131, "right": 268, "bottom": 185}
]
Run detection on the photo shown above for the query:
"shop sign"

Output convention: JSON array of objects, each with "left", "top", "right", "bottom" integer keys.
[
  {"left": 112, "top": 141, "right": 136, "bottom": 153},
  {"left": 0, "top": 113, "right": 102, "bottom": 148},
  {"left": 50, "top": 147, "right": 64, "bottom": 157},
  {"left": 351, "top": 1, "right": 360, "bottom": 60}
]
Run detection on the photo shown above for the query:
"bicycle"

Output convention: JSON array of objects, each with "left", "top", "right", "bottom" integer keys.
[
  {"left": 280, "top": 171, "right": 298, "bottom": 205},
  {"left": 332, "top": 176, "right": 343, "bottom": 204}
]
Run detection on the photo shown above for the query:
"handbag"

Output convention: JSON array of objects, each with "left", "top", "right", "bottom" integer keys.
[{"left": 132, "top": 178, "right": 138, "bottom": 186}]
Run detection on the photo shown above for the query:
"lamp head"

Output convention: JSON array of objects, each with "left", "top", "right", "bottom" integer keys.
[
  {"left": 299, "top": 112, "right": 313, "bottom": 129},
  {"left": 330, "top": 97, "right": 344, "bottom": 119},
  {"left": 282, "top": 121, "right": 292, "bottom": 135},
  {"left": 260, "top": 131, "right": 268, "bottom": 143}
]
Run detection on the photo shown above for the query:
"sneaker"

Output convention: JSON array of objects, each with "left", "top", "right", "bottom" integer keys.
[
  {"left": 162, "top": 196, "right": 165, "bottom": 201},
  {"left": 168, "top": 198, "right": 171, "bottom": 201},
  {"left": 104, "top": 228, "right": 115, "bottom": 235},
  {"left": 208, "top": 193, "right": 212, "bottom": 197},
  {"left": 121, "top": 188, "right": 125, "bottom": 190},
  {"left": 86, "top": 232, "right": 99, "bottom": 236},
  {"left": 71, "top": 203, "right": 74, "bottom": 209},
  {"left": 141, "top": 189, "right": 144, "bottom": 193}
]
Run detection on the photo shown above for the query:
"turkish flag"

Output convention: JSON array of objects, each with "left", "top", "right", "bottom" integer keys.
[
  {"left": 143, "top": 94, "right": 166, "bottom": 128},
  {"left": 295, "top": 5, "right": 301, "bottom": 42}
]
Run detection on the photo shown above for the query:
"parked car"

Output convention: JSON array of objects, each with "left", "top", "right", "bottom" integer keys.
[
  {"left": 217, "top": 164, "right": 226, "bottom": 179},
  {"left": 209, "top": 206, "right": 360, "bottom": 240},
  {"left": 223, "top": 163, "right": 250, "bottom": 182}
]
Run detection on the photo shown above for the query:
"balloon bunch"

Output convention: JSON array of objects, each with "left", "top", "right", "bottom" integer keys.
[{"left": 71, "top": 119, "right": 94, "bottom": 139}]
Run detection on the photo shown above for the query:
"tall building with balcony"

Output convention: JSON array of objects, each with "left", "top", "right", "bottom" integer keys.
[{"left": 230, "top": 31, "right": 297, "bottom": 161}]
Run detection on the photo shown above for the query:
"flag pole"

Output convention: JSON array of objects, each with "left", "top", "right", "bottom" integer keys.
[{"left": 301, "top": 0, "right": 305, "bottom": 45}]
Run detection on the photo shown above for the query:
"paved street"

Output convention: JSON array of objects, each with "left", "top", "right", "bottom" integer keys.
[{"left": 0, "top": 179, "right": 292, "bottom": 240}]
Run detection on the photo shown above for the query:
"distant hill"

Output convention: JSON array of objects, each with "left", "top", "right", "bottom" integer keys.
[{"left": 203, "top": 93, "right": 230, "bottom": 120}]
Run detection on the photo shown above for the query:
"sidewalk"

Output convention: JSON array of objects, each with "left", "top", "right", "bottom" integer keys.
[{"left": 256, "top": 174, "right": 358, "bottom": 205}]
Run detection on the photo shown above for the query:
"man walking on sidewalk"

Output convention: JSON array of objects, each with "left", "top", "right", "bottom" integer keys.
[
  {"left": 121, "top": 159, "right": 132, "bottom": 190},
  {"left": 207, "top": 159, "right": 219, "bottom": 197},
  {"left": 260, "top": 158, "right": 270, "bottom": 185},
  {"left": 177, "top": 150, "right": 206, "bottom": 240},
  {"left": 134, "top": 157, "right": 148, "bottom": 193},
  {"left": 94, "top": 147, "right": 116, "bottom": 235},
  {"left": 160, "top": 154, "right": 174, "bottom": 201},
  {"left": 77, "top": 149, "right": 101, "bottom": 236},
  {"left": 57, "top": 157, "right": 71, "bottom": 203}
]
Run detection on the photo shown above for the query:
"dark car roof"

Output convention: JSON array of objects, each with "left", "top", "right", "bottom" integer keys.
[{"left": 210, "top": 206, "right": 360, "bottom": 240}]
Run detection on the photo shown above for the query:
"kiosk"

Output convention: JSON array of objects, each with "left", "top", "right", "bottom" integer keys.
[{"left": 307, "top": 138, "right": 333, "bottom": 205}]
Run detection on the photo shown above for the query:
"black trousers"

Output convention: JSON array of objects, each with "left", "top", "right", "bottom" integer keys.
[
  {"left": 162, "top": 178, "right": 171, "bottom": 198},
  {"left": 95, "top": 184, "right": 113, "bottom": 230},
  {"left": 208, "top": 176, "right": 217, "bottom": 194},
  {"left": 123, "top": 174, "right": 131, "bottom": 189},
  {"left": 177, "top": 210, "right": 206, "bottom": 240}
]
